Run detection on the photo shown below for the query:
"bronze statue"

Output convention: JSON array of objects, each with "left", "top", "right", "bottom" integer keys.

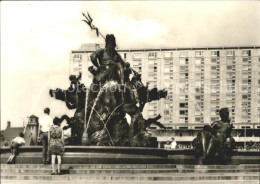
[
  {"left": 192, "top": 108, "right": 236, "bottom": 164},
  {"left": 49, "top": 34, "right": 167, "bottom": 146}
]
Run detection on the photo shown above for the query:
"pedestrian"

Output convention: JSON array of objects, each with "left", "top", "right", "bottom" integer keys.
[
  {"left": 164, "top": 141, "right": 171, "bottom": 149},
  {"left": 49, "top": 117, "right": 65, "bottom": 175},
  {"left": 170, "top": 137, "right": 177, "bottom": 149},
  {"left": 38, "top": 107, "right": 53, "bottom": 164},
  {"left": 6, "top": 132, "right": 25, "bottom": 164}
]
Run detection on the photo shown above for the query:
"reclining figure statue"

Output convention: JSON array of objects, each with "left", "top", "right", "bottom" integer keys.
[{"left": 192, "top": 108, "right": 236, "bottom": 164}]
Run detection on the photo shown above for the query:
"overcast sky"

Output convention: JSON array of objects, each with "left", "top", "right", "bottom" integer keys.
[{"left": 1, "top": 1, "right": 260, "bottom": 129}]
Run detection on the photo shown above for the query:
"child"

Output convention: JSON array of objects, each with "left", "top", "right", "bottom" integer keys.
[{"left": 6, "top": 132, "right": 25, "bottom": 164}]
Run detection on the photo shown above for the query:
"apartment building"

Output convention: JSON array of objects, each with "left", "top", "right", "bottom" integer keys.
[{"left": 70, "top": 45, "right": 260, "bottom": 130}]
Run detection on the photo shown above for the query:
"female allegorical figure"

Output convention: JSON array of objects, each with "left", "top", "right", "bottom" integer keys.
[{"left": 201, "top": 108, "right": 233, "bottom": 163}]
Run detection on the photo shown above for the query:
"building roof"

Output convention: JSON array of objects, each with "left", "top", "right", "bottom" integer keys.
[
  {"left": 29, "top": 115, "right": 38, "bottom": 119},
  {"left": 72, "top": 45, "right": 260, "bottom": 54},
  {"left": 0, "top": 127, "right": 24, "bottom": 139}
]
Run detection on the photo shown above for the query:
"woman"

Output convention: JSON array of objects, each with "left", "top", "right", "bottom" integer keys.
[
  {"left": 6, "top": 132, "right": 25, "bottom": 164},
  {"left": 48, "top": 118, "right": 65, "bottom": 175}
]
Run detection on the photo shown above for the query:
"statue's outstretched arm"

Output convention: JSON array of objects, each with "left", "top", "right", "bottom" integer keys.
[
  {"left": 76, "top": 72, "right": 82, "bottom": 81},
  {"left": 90, "top": 49, "right": 104, "bottom": 67}
]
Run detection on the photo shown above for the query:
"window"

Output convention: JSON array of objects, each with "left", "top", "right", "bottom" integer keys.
[
  {"left": 73, "top": 68, "right": 82, "bottom": 73},
  {"left": 195, "top": 73, "right": 201, "bottom": 80},
  {"left": 133, "top": 53, "right": 142, "bottom": 60},
  {"left": 226, "top": 80, "right": 232, "bottom": 85},
  {"left": 242, "top": 110, "right": 248, "bottom": 116},
  {"left": 211, "top": 66, "right": 217, "bottom": 70},
  {"left": 226, "top": 58, "right": 233, "bottom": 65},
  {"left": 211, "top": 117, "right": 218, "bottom": 122},
  {"left": 242, "top": 72, "right": 248, "bottom": 78},
  {"left": 226, "top": 50, "right": 235, "bottom": 56},
  {"left": 195, "top": 81, "right": 201, "bottom": 86},
  {"left": 195, "top": 111, "right": 201, "bottom": 116},
  {"left": 242, "top": 95, "right": 248, "bottom": 99},
  {"left": 211, "top": 95, "right": 217, "bottom": 101},
  {"left": 164, "top": 81, "right": 171, "bottom": 87},
  {"left": 164, "top": 52, "right": 172, "bottom": 59},
  {"left": 211, "top": 73, "right": 217, "bottom": 79},
  {"left": 195, "top": 66, "right": 201, "bottom": 72},
  {"left": 211, "top": 102, "right": 218, "bottom": 107},
  {"left": 211, "top": 110, "right": 216, "bottom": 116},
  {"left": 242, "top": 50, "right": 251, "bottom": 56},
  {"left": 211, "top": 51, "right": 220, "bottom": 57},
  {"left": 242, "top": 80, "right": 248, "bottom": 84},
  {"left": 180, "top": 118, "right": 185, "bottom": 123},
  {"left": 195, "top": 95, "right": 200, "bottom": 100},
  {"left": 164, "top": 66, "right": 170, "bottom": 73},
  {"left": 242, "top": 65, "right": 248, "bottom": 71},
  {"left": 180, "top": 103, "right": 186, "bottom": 108},
  {"left": 180, "top": 95, "right": 185, "bottom": 100},
  {"left": 195, "top": 87, "right": 201, "bottom": 93},
  {"left": 211, "top": 58, "right": 217, "bottom": 63},
  {"left": 180, "top": 58, "right": 186, "bottom": 65},
  {"left": 180, "top": 110, "right": 186, "bottom": 115},
  {"left": 164, "top": 110, "right": 170, "bottom": 115},
  {"left": 148, "top": 111, "right": 154, "bottom": 116},
  {"left": 195, "top": 118, "right": 201, "bottom": 123},
  {"left": 73, "top": 54, "right": 82, "bottom": 60},
  {"left": 195, "top": 51, "right": 203, "bottom": 57},
  {"left": 124, "top": 53, "right": 127, "bottom": 59},
  {"left": 164, "top": 74, "right": 171, "bottom": 79},
  {"left": 243, "top": 58, "right": 249, "bottom": 63},
  {"left": 226, "top": 95, "right": 232, "bottom": 101},
  {"left": 226, "top": 102, "right": 232, "bottom": 108},
  {"left": 180, "top": 73, "right": 186, "bottom": 79},
  {"left": 180, "top": 66, "right": 188, "bottom": 71},
  {"left": 227, "top": 65, "right": 232, "bottom": 70},
  {"left": 133, "top": 60, "right": 140, "bottom": 66},
  {"left": 195, "top": 58, "right": 201, "bottom": 65},
  {"left": 148, "top": 52, "right": 157, "bottom": 59},
  {"left": 180, "top": 51, "right": 188, "bottom": 57}
]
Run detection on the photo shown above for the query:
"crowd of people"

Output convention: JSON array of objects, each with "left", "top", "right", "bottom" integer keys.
[{"left": 6, "top": 108, "right": 65, "bottom": 175}]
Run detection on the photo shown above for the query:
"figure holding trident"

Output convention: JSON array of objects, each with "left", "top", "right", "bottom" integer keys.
[{"left": 82, "top": 12, "right": 139, "bottom": 78}]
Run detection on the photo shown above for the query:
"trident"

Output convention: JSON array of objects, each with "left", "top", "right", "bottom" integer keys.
[
  {"left": 82, "top": 11, "right": 139, "bottom": 75},
  {"left": 82, "top": 12, "right": 105, "bottom": 39}
]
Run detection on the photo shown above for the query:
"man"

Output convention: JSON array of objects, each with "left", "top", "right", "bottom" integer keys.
[
  {"left": 89, "top": 34, "right": 125, "bottom": 85},
  {"left": 6, "top": 132, "right": 25, "bottom": 164},
  {"left": 170, "top": 137, "right": 177, "bottom": 149},
  {"left": 38, "top": 108, "right": 53, "bottom": 164}
]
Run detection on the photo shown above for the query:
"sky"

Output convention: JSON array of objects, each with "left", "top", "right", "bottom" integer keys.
[{"left": 1, "top": 1, "right": 260, "bottom": 130}]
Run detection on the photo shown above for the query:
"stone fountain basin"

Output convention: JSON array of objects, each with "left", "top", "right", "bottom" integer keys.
[{"left": 1, "top": 146, "right": 259, "bottom": 164}]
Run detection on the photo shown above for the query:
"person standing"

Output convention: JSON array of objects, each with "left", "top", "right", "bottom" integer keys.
[
  {"left": 38, "top": 108, "right": 53, "bottom": 164},
  {"left": 6, "top": 132, "right": 25, "bottom": 164},
  {"left": 170, "top": 137, "right": 177, "bottom": 149},
  {"left": 48, "top": 117, "right": 65, "bottom": 175}
]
